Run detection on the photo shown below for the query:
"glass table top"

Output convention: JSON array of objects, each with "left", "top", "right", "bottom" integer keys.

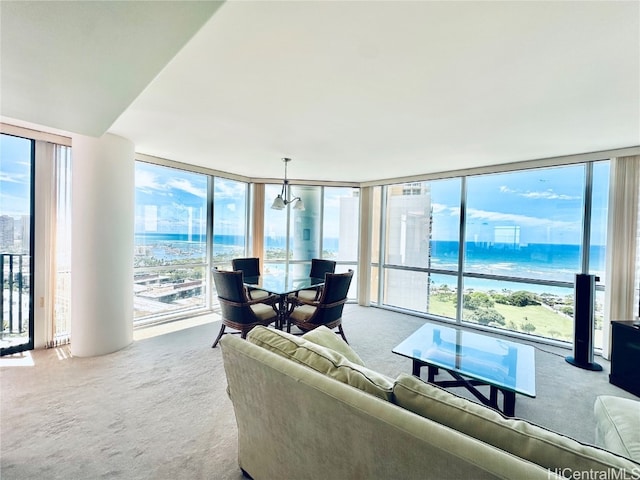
[
  {"left": 393, "top": 322, "right": 536, "bottom": 397},
  {"left": 244, "top": 274, "right": 324, "bottom": 296}
]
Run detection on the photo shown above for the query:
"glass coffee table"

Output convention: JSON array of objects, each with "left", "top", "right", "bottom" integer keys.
[{"left": 393, "top": 322, "right": 536, "bottom": 416}]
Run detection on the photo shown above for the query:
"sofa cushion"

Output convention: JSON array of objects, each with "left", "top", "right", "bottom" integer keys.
[
  {"left": 247, "top": 326, "right": 393, "bottom": 401},
  {"left": 302, "top": 326, "right": 365, "bottom": 366},
  {"left": 594, "top": 395, "right": 640, "bottom": 462},
  {"left": 393, "top": 373, "right": 640, "bottom": 473}
]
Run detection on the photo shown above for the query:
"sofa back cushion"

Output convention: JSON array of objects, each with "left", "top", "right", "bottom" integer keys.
[
  {"left": 393, "top": 374, "right": 639, "bottom": 473},
  {"left": 301, "top": 326, "right": 365, "bottom": 366},
  {"left": 247, "top": 326, "right": 393, "bottom": 401}
]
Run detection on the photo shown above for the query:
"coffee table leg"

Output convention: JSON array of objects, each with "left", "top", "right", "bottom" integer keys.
[
  {"left": 503, "top": 390, "right": 516, "bottom": 417},
  {"left": 412, "top": 359, "right": 421, "bottom": 377},
  {"left": 427, "top": 365, "right": 439, "bottom": 382},
  {"left": 490, "top": 386, "right": 498, "bottom": 407}
]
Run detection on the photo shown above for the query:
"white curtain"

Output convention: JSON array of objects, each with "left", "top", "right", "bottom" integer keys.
[
  {"left": 39, "top": 141, "right": 72, "bottom": 348},
  {"left": 36, "top": 141, "right": 57, "bottom": 347},
  {"left": 602, "top": 155, "right": 640, "bottom": 358}
]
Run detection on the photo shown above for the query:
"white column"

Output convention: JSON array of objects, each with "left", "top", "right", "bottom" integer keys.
[
  {"left": 358, "top": 186, "right": 373, "bottom": 306},
  {"left": 70, "top": 133, "right": 134, "bottom": 357}
]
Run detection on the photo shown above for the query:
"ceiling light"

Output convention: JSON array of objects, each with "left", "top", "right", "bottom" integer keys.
[{"left": 271, "top": 158, "right": 305, "bottom": 211}]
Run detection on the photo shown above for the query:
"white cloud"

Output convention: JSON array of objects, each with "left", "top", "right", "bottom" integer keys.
[
  {"left": 135, "top": 169, "right": 162, "bottom": 193},
  {"left": 520, "top": 190, "right": 580, "bottom": 200},
  {"left": 466, "top": 207, "right": 574, "bottom": 228},
  {"left": 215, "top": 179, "right": 246, "bottom": 198},
  {"left": 0, "top": 172, "right": 28, "bottom": 184},
  {"left": 499, "top": 184, "right": 579, "bottom": 201},
  {"left": 168, "top": 178, "right": 206, "bottom": 198},
  {"left": 431, "top": 203, "right": 450, "bottom": 214}
]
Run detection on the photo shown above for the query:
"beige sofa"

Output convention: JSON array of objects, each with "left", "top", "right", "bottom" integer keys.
[{"left": 220, "top": 326, "right": 640, "bottom": 480}]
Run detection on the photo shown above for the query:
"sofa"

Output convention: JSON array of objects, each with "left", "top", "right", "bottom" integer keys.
[{"left": 220, "top": 326, "right": 640, "bottom": 480}]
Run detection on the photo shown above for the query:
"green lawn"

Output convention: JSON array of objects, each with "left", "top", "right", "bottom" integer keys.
[{"left": 428, "top": 298, "right": 574, "bottom": 342}]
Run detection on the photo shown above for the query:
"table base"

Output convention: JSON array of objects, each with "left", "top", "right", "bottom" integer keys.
[{"left": 413, "top": 359, "right": 517, "bottom": 417}]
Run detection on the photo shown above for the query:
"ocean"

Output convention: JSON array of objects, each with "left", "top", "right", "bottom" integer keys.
[{"left": 135, "top": 233, "right": 604, "bottom": 286}]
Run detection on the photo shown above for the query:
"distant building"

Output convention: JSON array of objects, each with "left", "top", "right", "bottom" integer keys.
[
  {"left": 20, "top": 215, "right": 30, "bottom": 253},
  {"left": 0, "top": 215, "right": 15, "bottom": 251}
]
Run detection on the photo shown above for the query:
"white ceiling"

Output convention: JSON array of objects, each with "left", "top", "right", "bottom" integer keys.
[{"left": 2, "top": 1, "right": 639, "bottom": 183}]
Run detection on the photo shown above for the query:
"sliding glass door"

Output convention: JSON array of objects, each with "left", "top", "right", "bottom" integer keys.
[{"left": 1, "top": 134, "right": 34, "bottom": 355}]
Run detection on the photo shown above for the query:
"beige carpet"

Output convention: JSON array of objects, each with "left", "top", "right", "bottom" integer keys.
[{"left": 1, "top": 305, "right": 637, "bottom": 480}]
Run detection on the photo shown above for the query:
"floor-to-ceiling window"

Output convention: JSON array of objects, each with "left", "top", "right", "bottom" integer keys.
[
  {"left": 134, "top": 161, "right": 250, "bottom": 322},
  {"left": 374, "top": 160, "right": 610, "bottom": 348},
  {"left": 212, "top": 177, "right": 249, "bottom": 270},
  {"left": 133, "top": 162, "right": 208, "bottom": 322}
]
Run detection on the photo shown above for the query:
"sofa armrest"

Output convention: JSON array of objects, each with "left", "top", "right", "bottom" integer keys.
[{"left": 594, "top": 395, "right": 640, "bottom": 463}]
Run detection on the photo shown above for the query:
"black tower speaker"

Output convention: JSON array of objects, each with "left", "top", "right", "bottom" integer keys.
[{"left": 566, "top": 273, "right": 602, "bottom": 371}]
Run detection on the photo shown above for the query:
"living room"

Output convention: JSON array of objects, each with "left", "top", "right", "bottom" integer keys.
[{"left": 1, "top": 1, "right": 639, "bottom": 478}]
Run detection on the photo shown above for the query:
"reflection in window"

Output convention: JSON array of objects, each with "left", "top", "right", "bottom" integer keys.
[{"left": 323, "top": 187, "right": 359, "bottom": 262}]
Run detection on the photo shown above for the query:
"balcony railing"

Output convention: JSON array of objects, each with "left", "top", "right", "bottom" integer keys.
[{"left": 1, "top": 253, "right": 30, "bottom": 337}]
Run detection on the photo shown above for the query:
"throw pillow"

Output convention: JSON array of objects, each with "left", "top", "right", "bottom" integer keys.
[
  {"left": 302, "top": 326, "right": 365, "bottom": 366},
  {"left": 247, "top": 326, "right": 393, "bottom": 401},
  {"left": 393, "top": 373, "right": 639, "bottom": 474}
]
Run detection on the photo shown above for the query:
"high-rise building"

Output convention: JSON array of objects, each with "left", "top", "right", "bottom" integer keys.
[
  {"left": 0, "top": 215, "right": 15, "bottom": 251},
  {"left": 20, "top": 215, "right": 30, "bottom": 254}
]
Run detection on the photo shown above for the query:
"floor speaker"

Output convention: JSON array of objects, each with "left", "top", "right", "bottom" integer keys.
[{"left": 565, "top": 273, "right": 602, "bottom": 371}]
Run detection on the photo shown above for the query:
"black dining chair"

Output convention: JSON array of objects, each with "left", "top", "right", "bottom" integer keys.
[
  {"left": 231, "top": 257, "right": 270, "bottom": 301},
  {"left": 211, "top": 269, "right": 278, "bottom": 348},
  {"left": 295, "top": 258, "right": 337, "bottom": 302},
  {"left": 288, "top": 269, "right": 353, "bottom": 343}
]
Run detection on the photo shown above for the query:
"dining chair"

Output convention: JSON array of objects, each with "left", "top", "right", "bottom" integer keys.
[
  {"left": 288, "top": 269, "right": 353, "bottom": 343},
  {"left": 231, "top": 257, "right": 270, "bottom": 301},
  {"left": 211, "top": 269, "right": 278, "bottom": 348},
  {"left": 295, "top": 258, "right": 337, "bottom": 302}
]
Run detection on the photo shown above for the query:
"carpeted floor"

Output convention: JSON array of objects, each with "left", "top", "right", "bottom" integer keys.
[{"left": 1, "top": 305, "right": 637, "bottom": 480}]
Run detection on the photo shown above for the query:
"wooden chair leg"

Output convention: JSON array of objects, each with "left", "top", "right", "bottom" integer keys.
[
  {"left": 212, "top": 324, "right": 226, "bottom": 348},
  {"left": 337, "top": 325, "right": 348, "bottom": 344}
]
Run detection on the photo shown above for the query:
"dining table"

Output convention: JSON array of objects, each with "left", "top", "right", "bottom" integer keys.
[{"left": 244, "top": 273, "right": 325, "bottom": 330}]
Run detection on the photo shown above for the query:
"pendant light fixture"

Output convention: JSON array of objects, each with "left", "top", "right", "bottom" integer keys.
[{"left": 271, "top": 158, "right": 305, "bottom": 211}]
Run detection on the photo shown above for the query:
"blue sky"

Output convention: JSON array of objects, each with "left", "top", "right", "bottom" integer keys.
[
  {"left": 0, "top": 134, "right": 32, "bottom": 217},
  {"left": 428, "top": 162, "right": 609, "bottom": 245}
]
